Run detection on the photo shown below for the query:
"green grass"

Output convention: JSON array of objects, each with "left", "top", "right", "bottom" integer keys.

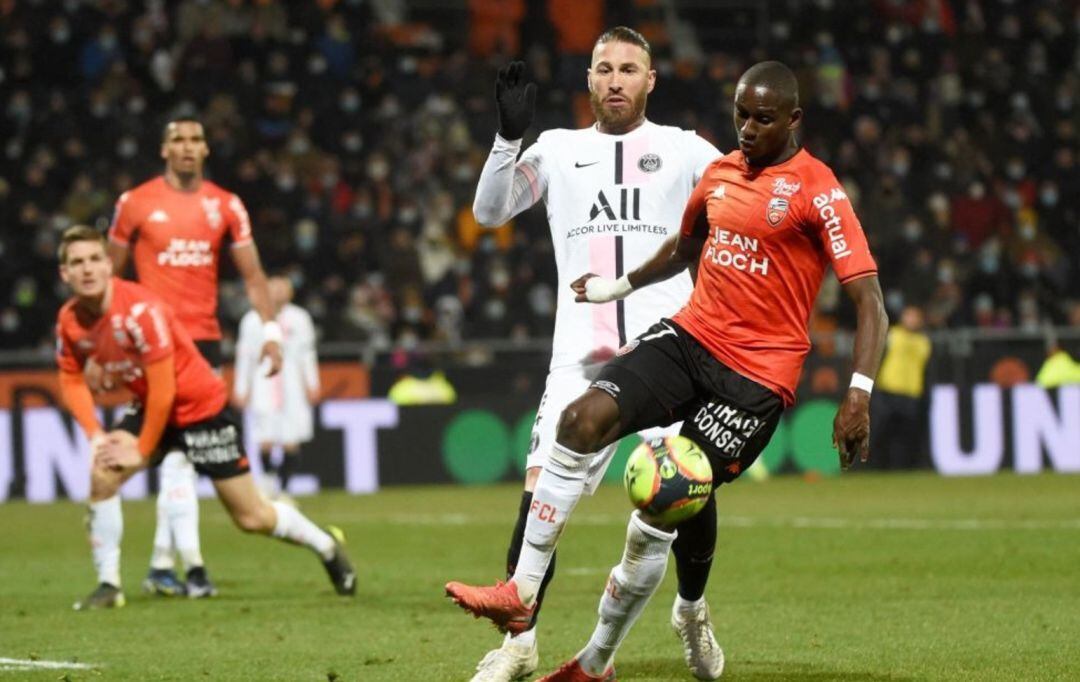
[{"left": 1, "top": 473, "right": 1079, "bottom": 681}]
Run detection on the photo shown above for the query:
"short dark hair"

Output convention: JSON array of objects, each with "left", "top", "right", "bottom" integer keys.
[
  {"left": 595, "top": 26, "right": 652, "bottom": 61},
  {"left": 58, "top": 225, "right": 107, "bottom": 263},
  {"left": 162, "top": 116, "right": 205, "bottom": 142},
  {"left": 738, "top": 61, "right": 800, "bottom": 110}
]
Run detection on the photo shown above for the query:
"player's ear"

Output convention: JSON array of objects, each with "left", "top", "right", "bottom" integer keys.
[
  {"left": 646, "top": 68, "right": 656, "bottom": 94},
  {"left": 788, "top": 107, "right": 803, "bottom": 132},
  {"left": 160, "top": 142, "right": 168, "bottom": 161},
  {"left": 586, "top": 69, "right": 594, "bottom": 92}
]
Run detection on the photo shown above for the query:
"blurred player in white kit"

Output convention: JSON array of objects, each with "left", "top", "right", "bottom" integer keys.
[{"left": 233, "top": 276, "right": 320, "bottom": 500}]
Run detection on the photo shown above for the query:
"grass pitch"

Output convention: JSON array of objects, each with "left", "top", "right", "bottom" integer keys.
[{"left": 1, "top": 472, "right": 1078, "bottom": 681}]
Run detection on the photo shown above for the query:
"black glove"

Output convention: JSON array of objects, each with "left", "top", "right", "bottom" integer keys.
[{"left": 495, "top": 61, "right": 536, "bottom": 141}]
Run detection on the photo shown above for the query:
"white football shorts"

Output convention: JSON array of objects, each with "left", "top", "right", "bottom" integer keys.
[
  {"left": 249, "top": 407, "right": 314, "bottom": 447},
  {"left": 525, "top": 362, "right": 681, "bottom": 494}
]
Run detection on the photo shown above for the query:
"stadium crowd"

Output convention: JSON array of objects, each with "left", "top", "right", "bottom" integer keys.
[{"left": 1, "top": 0, "right": 1077, "bottom": 355}]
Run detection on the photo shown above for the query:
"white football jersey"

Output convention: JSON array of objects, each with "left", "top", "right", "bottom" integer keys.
[
  {"left": 492, "top": 121, "right": 720, "bottom": 369},
  {"left": 233, "top": 304, "right": 319, "bottom": 419}
]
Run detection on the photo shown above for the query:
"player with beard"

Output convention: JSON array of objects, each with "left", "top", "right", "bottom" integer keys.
[
  {"left": 521, "top": 61, "right": 885, "bottom": 681},
  {"left": 445, "top": 27, "right": 721, "bottom": 682}
]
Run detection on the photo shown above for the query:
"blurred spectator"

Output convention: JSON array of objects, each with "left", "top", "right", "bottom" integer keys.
[{"left": 871, "top": 306, "right": 932, "bottom": 470}]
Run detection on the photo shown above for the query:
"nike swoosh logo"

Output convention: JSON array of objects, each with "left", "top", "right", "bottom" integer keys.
[{"left": 574, "top": 161, "right": 599, "bottom": 168}]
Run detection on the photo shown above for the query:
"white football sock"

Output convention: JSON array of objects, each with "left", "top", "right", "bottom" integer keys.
[
  {"left": 512, "top": 442, "right": 590, "bottom": 605},
  {"left": 149, "top": 494, "right": 175, "bottom": 570},
  {"left": 577, "top": 512, "right": 677, "bottom": 676},
  {"left": 271, "top": 501, "right": 335, "bottom": 560},
  {"left": 507, "top": 627, "right": 536, "bottom": 649},
  {"left": 675, "top": 593, "right": 706, "bottom": 617},
  {"left": 89, "top": 495, "right": 123, "bottom": 587},
  {"left": 155, "top": 452, "right": 205, "bottom": 570}
]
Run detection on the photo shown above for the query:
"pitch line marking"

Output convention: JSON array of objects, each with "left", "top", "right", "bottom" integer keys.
[{"left": 0, "top": 657, "right": 98, "bottom": 673}]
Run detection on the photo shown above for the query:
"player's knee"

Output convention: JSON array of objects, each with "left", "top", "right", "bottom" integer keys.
[
  {"left": 231, "top": 505, "right": 273, "bottom": 534},
  {"left": 89, "top": 468, "right": 120, "bottom": 501},
  {"left": 556, "top": 393, "right": 618, "bottom": 453}
]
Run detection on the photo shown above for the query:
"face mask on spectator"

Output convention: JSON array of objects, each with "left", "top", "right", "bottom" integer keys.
[
  {"left": 0, "top": 308, "right": 18, "bottom": 333},
  {"left": 1040, "top": 187, "right": 1059, "bottom": 206},
  {"left": 368, "top": 159, "right": 389, "bottom": 181},
  {"left": 902, "top": 220, "right": 922, "bottom": 242},
  {"left": 276, "top": 173, "right": 297, "bottom": 191},
  {"left": 351, "top": 201, "right": 372, "bottom": 219},
  {"left": 937, "top": 264, "right": 955, "bottom": 284},
  {"left": 340, "top": 93, "right": 361, "bottom": 113},
  {"left": 1002, "top": 188, "right": 1021, "bottom": 209},
  {"left": 51, "top": 25, "right": 71, "bottom": 43},
  {"left": 397, "top": 207, "right": 419, "bottom": 224},
  {"left": 979, "top": 253, "right": 999, "bottom": 274},
  {"left": 342, "top": 132, "right": 363, "bottom": 153},
  {"left": 1019, "top": 223, "right": 1036, "bottom": 241}
]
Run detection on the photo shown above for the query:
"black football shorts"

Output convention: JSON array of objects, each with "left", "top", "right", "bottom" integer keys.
[
  {"left": 114, "top": 403, "right": 250, "bottom": 480},
  {"left": 592, "top": 319, "right": 784, "bottom": 484}
]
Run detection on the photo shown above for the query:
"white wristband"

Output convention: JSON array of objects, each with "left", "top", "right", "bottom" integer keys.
[
  {"left": 584, "top": 275, "right": 633, "bottom": 303},
  {"left": 850, "top": 372, "right": 874, "bottom": 394},
  {"left": 262, "top": 320, "right": 283, "bottom": 344}
]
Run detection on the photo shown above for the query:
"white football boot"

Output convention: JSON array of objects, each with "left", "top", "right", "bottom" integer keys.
[
  {"left": 470, "top": 634, "right": 539, "bottom": 682},
  {"left": 671, "top": 598, "right": 725, "bottom": 680}
]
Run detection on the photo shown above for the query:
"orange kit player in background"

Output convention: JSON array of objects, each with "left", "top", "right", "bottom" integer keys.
[
  {"left": 103, "top": 117, "right": 283, "bottom": 598},
  {"left": 56, "top": 226, "right": 355, "bottom": 610}
]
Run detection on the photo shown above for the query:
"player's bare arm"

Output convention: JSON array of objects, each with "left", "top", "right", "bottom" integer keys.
[
  {"left": 232, "top": 243, "right": 283, "bottom": 376},
  {"left": 833, "top": 275, "right": 888, "bottom": 469},
  {"left": 106, "top": 240, "right": 131, "bottom": 277}
]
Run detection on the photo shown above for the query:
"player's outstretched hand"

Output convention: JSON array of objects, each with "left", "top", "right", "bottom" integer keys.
[
  {"left": 832, "top": 388, "right": 870, "bottom": 470},
  {"left": 260, "top": 340, "right": 283, "bottom": 377},
  {"left": 571, "top": 273, "right": 633, "bottom": 303},
  {"left": 495, "top": 61, "right": 536, "bottom": 141},
  {"left": 571, "top": 273, "right": 598, "bottom": 302},
  {"left": 95, "top": 430, "right": 142, "bottom": 473}
]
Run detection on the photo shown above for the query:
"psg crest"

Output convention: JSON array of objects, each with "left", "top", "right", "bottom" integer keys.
[
  {"left": 637, "top": 153, "right": 662, "bottom": 173},
  {"left": 766, "top": 197, "right": 789, "bottom": 226}
]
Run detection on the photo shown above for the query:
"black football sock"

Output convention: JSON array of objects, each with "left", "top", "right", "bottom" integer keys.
[
  {"left": 279, "top": 449, "right": 299, "bottom": 491},
  {"left": 506, "top": 490, "right": 557, "bottom": 630},
  {"left": 672, "top": 492, "right": 717, "bottom": 601},
  {"left": 260, "top": 449, "right": 275, "bottom": 475}
]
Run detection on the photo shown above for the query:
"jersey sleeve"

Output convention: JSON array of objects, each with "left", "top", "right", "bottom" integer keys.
[
  {"left": 107, "top": 191, "right": 137, "bottom": 246},
  {"left": 472, "top": 133, "right": 547, "bottom": 227},
  {"left": 127, "top": 301, "right": 175, "bottom": 364},
  {"left": 803, "top": 171, "right": 877, "bottom": 283},
  {"left": 226, "top": 193, "right": 254, "bottom": 248},
  {"left": 687, "top": 133, "right": 722, "bottom": 183},
  {"left": 679, "top": 174, "right": 712, "bottom": 240},
  {"left": 55, "top": 318, "right": 83, "bottom": 373}
]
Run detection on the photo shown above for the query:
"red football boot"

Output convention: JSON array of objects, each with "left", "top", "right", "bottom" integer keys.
[
  {"left": 444, "top": 579, "right": 536, "bottom": 635},
  {"left": 537, "top": 658, "right": 616, "bottom": 681}
]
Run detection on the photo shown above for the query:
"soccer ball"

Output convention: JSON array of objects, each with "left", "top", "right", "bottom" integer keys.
[{"left": 623, "top": 436, "right": 713, "bottom": 526}]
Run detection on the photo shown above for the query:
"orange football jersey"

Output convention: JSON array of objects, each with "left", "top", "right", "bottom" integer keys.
[
  {"left": 673, "top": 148, "right": 878, "bottom": 405},
  {"left": 56, "top": 278, "right": 227, "bottom": 427},
  {"left": 108, "top": 176, "right": 253, "bottom": 341}
]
